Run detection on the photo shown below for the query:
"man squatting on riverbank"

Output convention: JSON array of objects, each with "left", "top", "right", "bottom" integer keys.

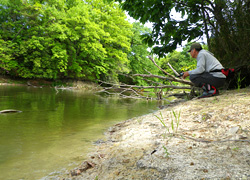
[{"left": 182, "top": 43, "right": 226, "bottom": 98}]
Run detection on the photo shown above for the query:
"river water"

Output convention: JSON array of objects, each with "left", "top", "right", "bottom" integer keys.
[{"left": 0, "top": 85, "right": 163, "bottom": 180}]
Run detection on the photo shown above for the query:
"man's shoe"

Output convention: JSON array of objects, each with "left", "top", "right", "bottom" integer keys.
[
  {"left": 208, "top": 89, "right": 219, "bottom": 96},
  {"left": 198, "top": 88, "right": 219, "bottom": 99},
  {"left": 198, "top": 91, "right": 210, "bottom": 99}
]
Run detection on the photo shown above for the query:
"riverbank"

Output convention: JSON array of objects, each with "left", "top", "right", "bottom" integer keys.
[
  {"left": 47, "top": 87, "right": 250, "bottom": 180},
  {"left": 0, "top": 75, "right": 99, "bottom": 92}
]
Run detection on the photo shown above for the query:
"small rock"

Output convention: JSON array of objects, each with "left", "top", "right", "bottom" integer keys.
[
  {"left": 70, "top": 171, "right": 78, "bottom": 177},
  {"left": 87, "top": 161, "right": 95, "bottom": 168},
  {"left": 0, "top": 109, "right": 22, "bottom": 114},
  {"left": 108, "top": 126, "right": 118, "bottom": 133},
  {"left": 203, "top": 169, "right": 208, "bottom": 173},
  {"left": 76, "top": 169, "right": 81, "bottom": 175},
  {"left": 98, "top": 154, "right": 105, "bottom": 158},
  {"left": 246, "top": 160, "right": 250, "bottom": 166},
  {"left": 93, "top": 139, "right": 105, "bottom": 145},
  {"left": 228, "top": 126, "right": 239, "bottom": 134},
  {"left": 78, "top": 161, "right": 95, "bottom": 173},
  {"left": 114, "top": 170, "right": 120, "bottom": 176},
  {"left": 122, "top": 159, "right": 130, "bottom": 163},
  {"left": 239, "top": 135, "right": 248, "bottom": 139}
]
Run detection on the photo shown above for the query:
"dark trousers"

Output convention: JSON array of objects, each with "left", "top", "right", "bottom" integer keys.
[{"left": 190, "top": 73, "right": 226, "bottom": 89}]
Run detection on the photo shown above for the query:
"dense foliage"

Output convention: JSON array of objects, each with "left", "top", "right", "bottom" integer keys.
[
  {"left": 114, "top": 0, "right": 250, "bottom": 68},
  {"left": 209, "top": 1, "right": 250, "bottom": 67},
  {"left": 4, "top": 0, "right": 246, "bottom": 86},
  {"left": 0, "top": 0, "right": 133, "bottom": 80},
  {"left": 123, "top": 22, "right": 160, "bottom": 85}
]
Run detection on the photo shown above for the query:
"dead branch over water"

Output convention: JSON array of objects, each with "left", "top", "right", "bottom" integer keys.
[
  {"left": 97, "top": 56, "right": 195, "bottom": 100},
  {"left": 147, "top": 56, "right": 194, "bottom": 86}
]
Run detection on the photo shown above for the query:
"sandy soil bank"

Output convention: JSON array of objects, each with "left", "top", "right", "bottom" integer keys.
[{"left": 52, "top": 88, "right": 250, "bottom": 180}]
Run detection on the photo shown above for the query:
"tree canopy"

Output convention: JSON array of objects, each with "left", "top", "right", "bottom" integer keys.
[
  {"left": 113, "top": 0, "right": 250, "bottom": 67},
  {"left": 2, "top": 0, "right": 249, "bottom": 90},
  {"left": 0, "top": 0, "right": 133, "bottom": 80}
]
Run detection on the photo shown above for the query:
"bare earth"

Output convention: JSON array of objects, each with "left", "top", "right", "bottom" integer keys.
[{"left": 55, "top": 88, "right": 250, "bottom": 180}]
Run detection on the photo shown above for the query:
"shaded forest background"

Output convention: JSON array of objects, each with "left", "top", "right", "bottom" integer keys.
[{"left": 0, "top": 0, "right": 250, "bottom": 88}]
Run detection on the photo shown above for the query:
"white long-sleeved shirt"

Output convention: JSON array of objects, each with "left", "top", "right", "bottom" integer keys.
[{"left": 188, "top": 50, "right": 226, "bottom": 78}]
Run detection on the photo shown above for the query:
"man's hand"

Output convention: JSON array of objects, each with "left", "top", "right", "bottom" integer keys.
[{"left": 182, "top": 71, "right": 189, "bottom": 79}]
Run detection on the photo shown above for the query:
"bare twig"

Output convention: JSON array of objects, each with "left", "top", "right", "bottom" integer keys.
[
  {"left": 120, "top": 73, "right": 166, "bottom": 86},
  {"left": 132, "top": 73, "right": 173, "bottom": 81},
  {"left": 95, "top": 56, "right": 197, "bottom": 99},
  {"left": 144, "top": 69, "right": 152, "bottom": 75},
  {"left": 167, "top": 62, "right": 180, "bottom": 77},
  {"left": 96, "top": 80, "right": 191, "bottom": 90},
  {"left": 147, "top": 55, "right": 176, "bottom": 78},
  {"left": 147, "top": 56, "right": 194, "bottom": 86}
]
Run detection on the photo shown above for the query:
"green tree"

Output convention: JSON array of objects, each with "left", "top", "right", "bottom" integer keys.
[
  {"left": 124, "top": 22, "right": 159, "bottom": 85},
  {"left": 0, "top": 0, "right": 132, "bottom": 80},
  {"left": 111, "top": 0, "right": 250, "bottom": 68},
  {"left": 86, "top": 0, "right": 132, "bottom": 81},
  {"left": 128, "top": 23, "right": 152, "bottom": 74},
  {"left": 209, "top": 1, "right": 250, "bottom": 67},
  {"left": 159, "top": 50, "right": 193, "bottom": 75},
  {"left": 0, "top": 38, "right": 17, "bottom": 75}
]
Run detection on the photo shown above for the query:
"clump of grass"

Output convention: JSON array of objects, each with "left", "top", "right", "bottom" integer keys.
[
  {"left": 155, "top": 110, "right": 181, "bottom": 158},
  {"left": 163, "top": 145, "right": 170, "bottom": 158},
  {"left": 171, "top": 110, "right": 181, "bottom": 133},
  {"left": 155, "top": 110, "right": 181, "bottom": 135},
  {"left": 237, "top": 71, "right": 246, "bottom": 91},
  {"left": 156, "top": 112, "right": 168, "bottom": 129}
]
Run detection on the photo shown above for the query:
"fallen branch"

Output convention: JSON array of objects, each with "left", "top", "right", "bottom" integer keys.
[
  {"left": 168, "top": 92, "right": 188, "bottom": 98},
  {"left": 95, "top": 56, "right": 197, "bottom": 99},
  {"left": 147, "top": 56, "right": 194, "bottom": 86},
  {"left": 147, "top": 55, "right": 175, "bottom": 78},
  {"left": 97, "top": 80, "right": 191, "bottom": 90},
  {"left": 122, "top": 72, "right": 173, "bottom": 86},
  {"left": 132, "top": 73, "right": 174, "bottom": 81},
  {"left": 167, "top": 62, "right": 180, "bottom": 77}
]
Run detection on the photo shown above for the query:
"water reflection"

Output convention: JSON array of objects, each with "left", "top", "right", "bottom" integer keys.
[{"left": 0, "top": 85, "right": 162, "bottom": 180}]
